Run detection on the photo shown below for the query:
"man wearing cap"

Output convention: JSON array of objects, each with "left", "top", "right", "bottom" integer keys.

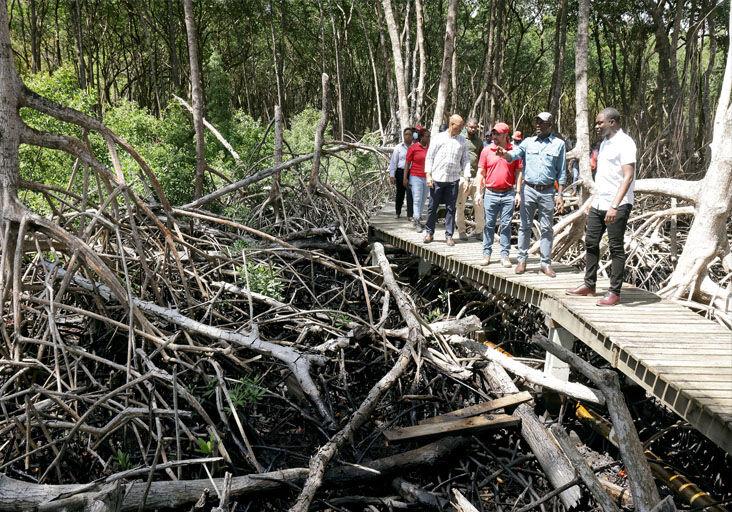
[
  {"left": 476, "top": 122, "right": 522, "bottom": 267},
  {"left": 388, "top": 126, "right": 414, "bottom": 220},
  {"left": 456, "top": 118, "right": 485, "bottom": 240},
  {"left": 567, "top": 107, "right": 636, "bottom": 306},
  {"left": 497, "top": 112, "right": 566, "bottom": 277},
  {"left": 423, "top": 114, "right": 471, "bottom": 247}
]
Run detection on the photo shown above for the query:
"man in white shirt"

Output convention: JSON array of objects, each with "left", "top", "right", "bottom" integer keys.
[
  {"left": 388, "top": 127, "right": 414, "bottom": 219},
  {"left": 567, "top": 107, "right": 636, "bottom": 306},
  {"left": 423, "top": 114, "right": 471, "bottom": 246}
]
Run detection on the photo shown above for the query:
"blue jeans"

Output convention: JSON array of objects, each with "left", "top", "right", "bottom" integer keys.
[
  {"left": 482, "top": 189, "right": 515, "bottom": 257},
  {"left": 518, "top": 185, "right": 555, "bottom": 265},
  {"left": 409, "top": 175, "right": 428, "bottom": 221}
]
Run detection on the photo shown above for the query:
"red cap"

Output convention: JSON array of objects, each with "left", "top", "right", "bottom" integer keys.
[
  {"left": 512, "top": 130, "right": 523, "bottom": 141},
  {"left": 492, "top": 122, "right": 510, "bottom": 134}
]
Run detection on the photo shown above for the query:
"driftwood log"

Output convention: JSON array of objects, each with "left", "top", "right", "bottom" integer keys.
[
  {"left": 530, "top": 334, "right": 664, "bottom": 511},
  {"left": 0, "top": 437, "right": 469, "bottom": 511},
  {"left": 478, "top": 361, "right": 583, "bottom": 509}
]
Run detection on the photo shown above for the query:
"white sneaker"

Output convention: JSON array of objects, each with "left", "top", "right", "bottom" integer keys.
[
  {"left": 414, "top": 220, "right": 423, "bottom": 233},
  {"left": 458, "top": 231, "right": 468, "bottom": 240},
  {"left": 482, "top": 255, "right": 491, "bottom": 266},
  {"left": 501, "top": 257, "right": 512, "bottom": 268}
]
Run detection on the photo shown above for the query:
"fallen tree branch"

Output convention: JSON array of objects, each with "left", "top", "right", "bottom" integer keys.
[
  {"left": 530, "top": 334, "right": 662, "bottom": 511},
  {"left": 45, "top": 262, "right": 334, "bottom": 426},
  {"left": 288, "top": 242, "right": 427, "bottom": 511},
  {"left": 454, "top": 336, "right": 605, "bottom": 405}
]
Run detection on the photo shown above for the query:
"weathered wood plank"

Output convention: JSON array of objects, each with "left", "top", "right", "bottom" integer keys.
[
  {"left": 418, "top": 392, "right": 533, "bottom": 425},
  {"left": 383, "top": 414, "right": 521, "bottom": 443}
]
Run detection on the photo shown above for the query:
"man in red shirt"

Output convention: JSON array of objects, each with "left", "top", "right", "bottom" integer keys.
[{"left": 476, "top": 122, "right": 523, "bottom": 267}]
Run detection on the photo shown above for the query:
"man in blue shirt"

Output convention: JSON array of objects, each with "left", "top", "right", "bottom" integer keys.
[{"left": 497, "top": 112, "right": 566, "bottom": 277}]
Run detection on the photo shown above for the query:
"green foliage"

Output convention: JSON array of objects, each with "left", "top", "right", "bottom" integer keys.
[
  {"left": 114, "top": 449, "right": 132, "bottom": 470},
  {"left": 424, "top": 308, "right": 443, "bottom": 323},
  {"left": 228, "top": 377, "right": 266, "bottom": 408},
  {"left": 205, "top": 50, "right": 232, "bottom": 126},
  {"left": 195, "top": 433, "right": 216, "bottom": 456},
  {"left": 240, "top": 262, "right": 284, "bottom": 301},
  {"left": 330, "top": 312, "right": 353, "bottom": 329}
]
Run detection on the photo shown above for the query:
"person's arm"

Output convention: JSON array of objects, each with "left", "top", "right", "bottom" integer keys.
[
  {"left": 388, "top": 147, "right": 398, "bottom": 184},
  {"left": 476, "top": 149, "right": 487, "bottom": 191},
  {"left": 461, "top": 141, "right": 471, "bottom": 180},
  {"left": 554, "top": 142, "right": 566, "bottom": 212},
  {"left": 425, "top": 138, "right": 437, "bottom": 187},
  {"left": 606, "top": 140, "right": 636, "bottom": 223},
  {"left": 404, "top": 147, "right": 413, "bottom": 187},
  {"left": 514, "top": 164, "right": 523, "bottom": 208},
  {"left": 498, "top": 141, "right": 525, "bottom": 162}
]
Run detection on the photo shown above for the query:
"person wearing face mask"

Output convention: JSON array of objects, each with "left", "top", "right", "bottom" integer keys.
[
  {"left": 388, "top": 127, "right": 414, "bottom": 220},
  {"left": 566, "top": 107, "right": 636, "bottom": 306},
  {"left": 495, "top": 112, "right": 566, "bottom": 277}
]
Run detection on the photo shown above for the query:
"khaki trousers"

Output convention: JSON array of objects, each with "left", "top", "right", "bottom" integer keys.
[{"left": 455, "top": 177, "right": 484, "bottom": 235}]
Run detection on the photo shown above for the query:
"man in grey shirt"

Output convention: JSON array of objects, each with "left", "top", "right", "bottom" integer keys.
[{"left": 388, "top": 127, "right": 414, "bottom": 219}]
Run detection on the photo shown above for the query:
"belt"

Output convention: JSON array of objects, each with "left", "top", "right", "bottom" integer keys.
[
  {"left": 524, "top": 182, "right": 554, "bottom": 191},
  {"left": 486, "top": 187, "right": 514, "bottom": 193}
]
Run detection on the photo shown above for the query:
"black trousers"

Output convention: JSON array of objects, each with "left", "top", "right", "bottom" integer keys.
[
  {"left": 394, "top": 168, "right": 413, "bottom": 218},
  {"left": 584, "top": 204, "right": 632, "bottom": 294},
  {"left": 425, "top": 180, "right": 460, "bottom": 236}
]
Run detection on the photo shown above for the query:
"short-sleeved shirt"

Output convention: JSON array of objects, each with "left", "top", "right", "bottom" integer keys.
[
  {"left": 478, "top": 143, "right": 522, "bottom": 190},
  {"left": 406, "top": 143, "right": 428, "bottom": 178},
  {"left": 593, "top": 129, "right": 636, "bottom": 210},
  {"left": 508, "top": 134, "right": 566, "bottom": 186}
]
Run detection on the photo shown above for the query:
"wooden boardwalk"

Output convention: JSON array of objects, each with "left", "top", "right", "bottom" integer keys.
[{"left": 369, "top": 202, "right": 732, "bottom": 453}]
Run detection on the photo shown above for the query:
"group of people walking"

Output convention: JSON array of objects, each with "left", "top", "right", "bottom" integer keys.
[{"left": 388, "top": 108, "right": 637, "bottom": 307}]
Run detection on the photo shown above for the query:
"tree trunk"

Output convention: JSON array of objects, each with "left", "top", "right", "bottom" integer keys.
[
  {"left": 381, "top": 0, "right": 410, "bottom": 133},
  {"left": 548, "top": 0, "right": 568, "bottom": 115},
  {"left": 72, "top": 0, "right": 86, "bottom": 89},
  {"left": 0, "top": 1, "right": 23, "bottom": 217},
  {"left": 376, "top": 3, "right": 398, "bottom": 140},
  {"left": 182, "top": 0, "right": 207, "bottom": 200},
  {"left": 413, "top": 0, "right": 426, "bottom": 124},
  {"left": 431, "top": 0, "right": 459, "bottom": 134},
  {"left": 662, "top": 6, "right": 732, "bottom": 305}
]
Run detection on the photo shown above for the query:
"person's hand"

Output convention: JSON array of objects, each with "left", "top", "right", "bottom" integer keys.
[
  {"left": 389, "top": 176, "right": 396, "bottom": 185},
  {"left": 605, "top": 207, "right": 617, "bottom": 224},
  {"left": 474, "top": 188, "right": 483, "bottom": 206},
  {"left": 495, "top": 146, "right": 506, "bottom": 156},
  {"left": 514, "top": 192, "right": 521, "bottom": 209},
  {"left": 402, "top": 179, "right": 409, "bottom": 188},
  {"left": 427, "top": 178, "right": 433, "bottom": 188},
  {"left": 584, "top": 202, "right": 592, "bottom": 216},
  {"left": 555, "top": 194, "right": 565, "bottom": 214}
]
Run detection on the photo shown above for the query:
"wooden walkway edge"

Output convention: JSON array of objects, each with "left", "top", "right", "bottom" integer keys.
[{"left": 369, "top": 202, "right": 732, "bottom": 454}]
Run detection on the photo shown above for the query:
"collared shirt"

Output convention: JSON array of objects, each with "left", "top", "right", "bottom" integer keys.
[
  {"left": 593, "top": 128, "right": 636, "bottom": 210},
  {"left": 406, "top": 142, "right": 428, "bottom": 178},
  {"left": 466, "top": 133, "right": 483, "bottom": 177},
  {"left": 478, "top": 143, "right": 522, "bottom": 190},
  {"left": 425, "top": 131, "right": 471, "bottom": 183},
  {"left": 508, "top": 133, "right": 566, "bottom": 186},
  {"left": 388, "top": 142, "right": 410, "bottom": 177}
]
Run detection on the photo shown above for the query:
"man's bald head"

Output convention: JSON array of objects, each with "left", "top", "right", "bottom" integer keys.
[{"left": 448, "top": 114, "right": 464, "bottom": 136}]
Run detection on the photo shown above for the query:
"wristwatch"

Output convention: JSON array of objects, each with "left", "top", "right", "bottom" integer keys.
[{"left": 610, "top": 203, "right": 619, "bottom": 209}]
